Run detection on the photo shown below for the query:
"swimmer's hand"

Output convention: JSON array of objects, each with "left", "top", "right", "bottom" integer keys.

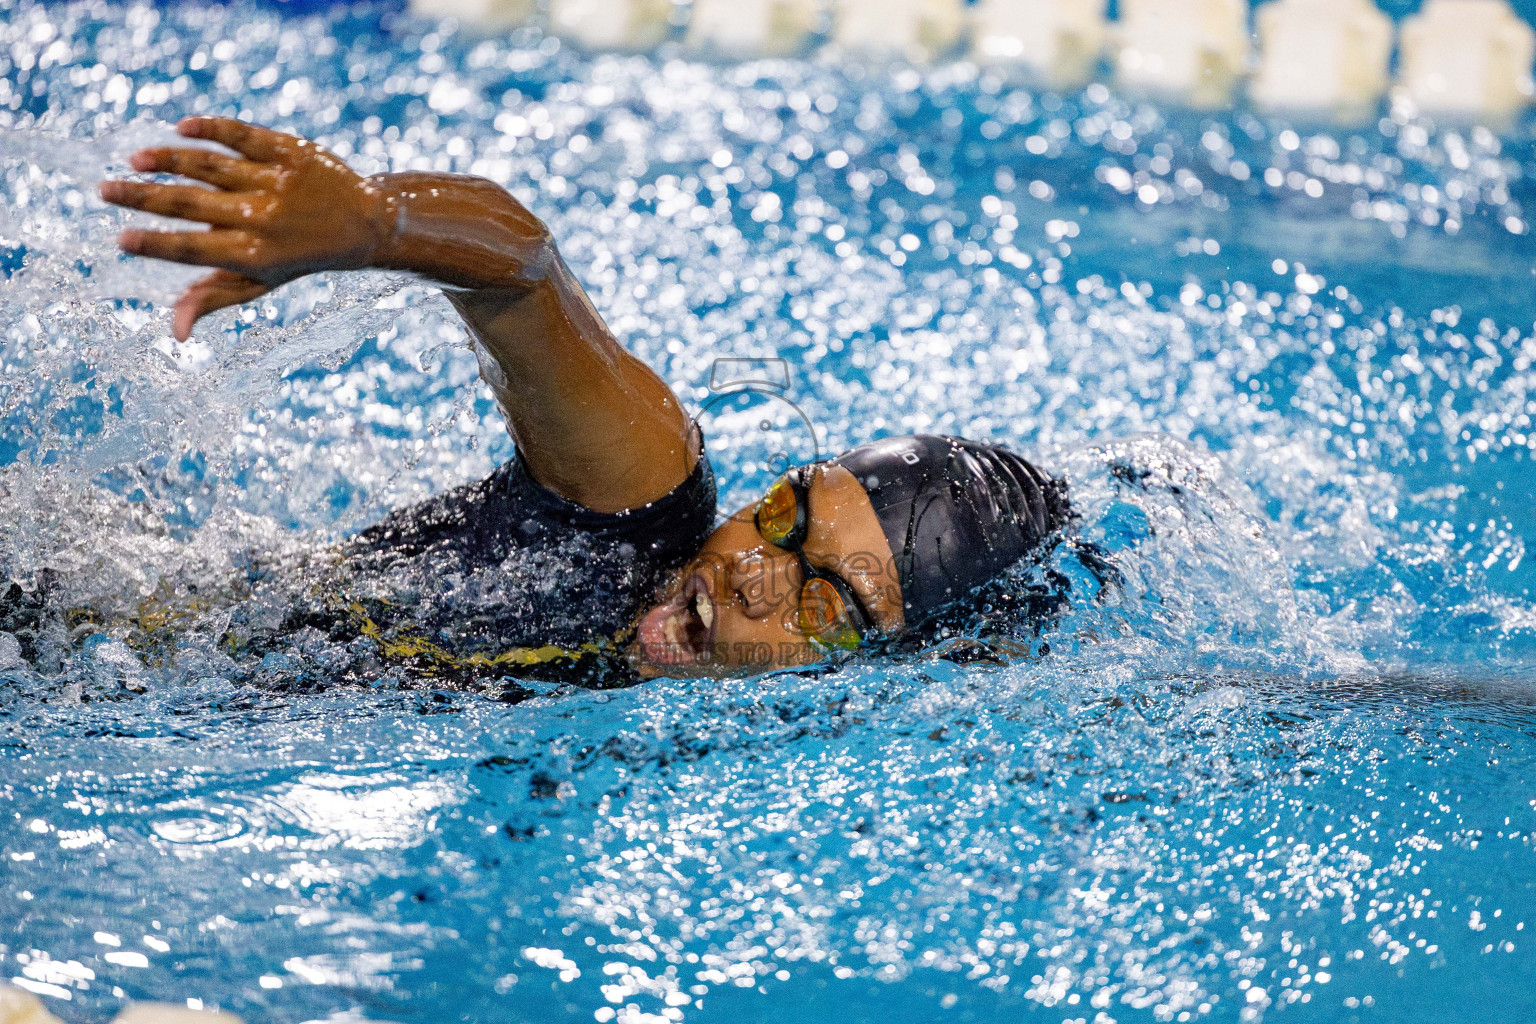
[{"left": 101, "top": 116, "right": 392, "bottom": 341}]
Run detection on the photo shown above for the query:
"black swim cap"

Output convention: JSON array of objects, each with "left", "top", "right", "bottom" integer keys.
[{"left": 830, "top": 435, "right": 1065, "bottom": 624}]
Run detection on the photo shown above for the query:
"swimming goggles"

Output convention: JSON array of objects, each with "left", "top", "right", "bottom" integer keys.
[{"left": 754, "top": 466, "right": 874, "bottom": 652}]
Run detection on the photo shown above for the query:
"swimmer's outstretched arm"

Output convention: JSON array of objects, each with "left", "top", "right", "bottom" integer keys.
[{"left": 100, "top": 116, "right": 695, "bottom": 513}]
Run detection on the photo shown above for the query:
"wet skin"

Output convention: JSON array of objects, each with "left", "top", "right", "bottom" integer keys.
[
  {"left": 100, "top": 116, "right": 694, "bottom": 515},
  {"left": 101, "top": 118, "right": 904, "bottom": 677},
  {"left": 630, "top": 463, "right": 906, "bottom": 678}
]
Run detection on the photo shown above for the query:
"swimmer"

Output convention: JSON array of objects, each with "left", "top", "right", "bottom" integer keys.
[{"left": 97, "top": 117, "right": 1069, "bottom": 683}]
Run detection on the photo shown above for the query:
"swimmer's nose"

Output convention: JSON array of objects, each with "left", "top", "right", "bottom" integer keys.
[{"left": 728, "top": 547, "right": 798, "bottom": 619}]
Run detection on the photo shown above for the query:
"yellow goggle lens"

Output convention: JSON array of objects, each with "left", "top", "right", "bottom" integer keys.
[
  {"left": 797, "top": 577, "right": 861, "bottom": 651},
  {"left": 755, "top": 476, "right": 801, "bottom": 546}
]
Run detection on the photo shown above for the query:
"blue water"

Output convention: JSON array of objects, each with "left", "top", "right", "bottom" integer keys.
[{"left": 2, "top": 2, "right": 1535, "bottom": 1022}]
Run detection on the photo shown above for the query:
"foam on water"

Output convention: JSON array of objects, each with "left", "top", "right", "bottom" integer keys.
[{"left": 1, "top": 2, "right": 1534, "bottom": 1022}]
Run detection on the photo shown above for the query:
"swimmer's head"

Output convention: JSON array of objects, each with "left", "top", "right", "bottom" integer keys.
[{"left": 630, "top": 434, "right": 1066, "bottom": 678}]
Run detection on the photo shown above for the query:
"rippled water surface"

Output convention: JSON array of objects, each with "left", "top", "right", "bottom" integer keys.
[{"left": 2, "top": 2, "right": 1535, "bottom": 1022}]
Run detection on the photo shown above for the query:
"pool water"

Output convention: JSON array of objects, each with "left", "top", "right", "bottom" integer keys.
[{"left": 2, "top": 2, "right": 1535, "bottom": 1022}]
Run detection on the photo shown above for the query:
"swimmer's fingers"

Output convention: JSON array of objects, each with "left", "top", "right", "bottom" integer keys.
[
  {"left": 128, "top": 146, "right": 278, "bottom": 191},
  {"left": 176, "top": 116, "right": 297, "bottom": 164},
  {"left": 173, "top": 269, "right": 269, "bottom": 342},
  {"left": 100, "top": 180, "right": 275, "bottom": 230},
  {"left": 119, "top": 226, "right": 268, "bottom": 275}
]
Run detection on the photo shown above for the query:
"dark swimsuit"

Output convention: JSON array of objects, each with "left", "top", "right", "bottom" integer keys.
[
  {"left": 0, "top": 454, "right": 716, "bottom": 693},
  {"left": 250, "top": 450, "right": 718, "bottom": 690}
]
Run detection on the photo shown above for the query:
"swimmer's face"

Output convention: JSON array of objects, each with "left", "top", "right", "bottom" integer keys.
[{"left": 629, "top": 463, "right": 905, "bottom": 678}]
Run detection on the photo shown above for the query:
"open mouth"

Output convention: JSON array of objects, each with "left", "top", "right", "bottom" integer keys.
[{"left": 635, "top": 572, "right": 716, "bottom": 668}]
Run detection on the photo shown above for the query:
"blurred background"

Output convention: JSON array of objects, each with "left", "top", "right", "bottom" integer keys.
[{"left": 190, "top": 0, "right": 1536, "bottom": 127}]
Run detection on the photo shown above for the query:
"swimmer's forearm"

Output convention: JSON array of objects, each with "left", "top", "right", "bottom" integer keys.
[
  {"left": 449, "top": 278, "right": 697, "bottom": 511},
  {"left": 364, "top": 171, "right": 696, "bottom": 512}
]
